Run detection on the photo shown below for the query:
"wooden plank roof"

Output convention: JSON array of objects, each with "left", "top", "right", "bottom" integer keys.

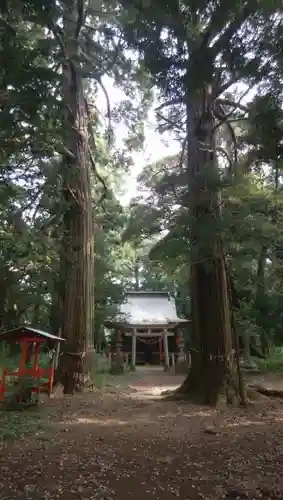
[
  {"left": 0, "top": 326, "right": 64, "bottom": 342},
  {"left": 106, "top": 291, "right": 190, "bottom": 327}
]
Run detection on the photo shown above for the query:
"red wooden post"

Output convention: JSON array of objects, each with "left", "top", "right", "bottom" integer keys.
[
  {"left": 159, "top": 337, "right": 163, "bottom": 363},
  {"left": 0, "top": 367, "right": 6, "bottom": 401},
  {"left": 33, "top": 342, "right": 41, "bottom": 394},
  {"left": 19, "top": 340, "right": 27, "bottom": 372},
  {"left": 47, "top": 359, "right": 55, "bottom": 396},
  {"left": 34, "top": 343, "right": 40, "bottom": 371},
  {"left": 176, "top": 330, "right": 180, "bottom": 346}
]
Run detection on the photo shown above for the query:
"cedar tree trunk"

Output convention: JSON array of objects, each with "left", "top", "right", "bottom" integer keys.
[
  {"left": 56, "top": 0, "right": 95, "bottom": 394},
  {"left": 180, "top": 92, "right": 245, "bottom": 406}
]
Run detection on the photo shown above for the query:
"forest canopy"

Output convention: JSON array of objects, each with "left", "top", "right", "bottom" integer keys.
[{"left": 1, "top": 0, "right": 283, "bottom": 399}]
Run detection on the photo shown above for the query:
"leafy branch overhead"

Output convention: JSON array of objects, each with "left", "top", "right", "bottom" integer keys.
[
  {"left": 120, "top": 0, "right": 283, "bottom": 166},
  {"left": 2, "top": 0, "right": 283, "bottom": 404}
]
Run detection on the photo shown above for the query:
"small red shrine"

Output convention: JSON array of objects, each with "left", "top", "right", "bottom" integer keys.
[{"left": 0, "top": 326, "right": 64, "bottom": 401}]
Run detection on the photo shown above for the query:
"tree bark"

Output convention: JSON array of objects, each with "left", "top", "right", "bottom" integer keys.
[
  {"left": 134, "top": 258, "right": 140, "bottom": 290},
  {"left": 179, "top": 92, "right": 245, "bottom": 406},
  {"left": 0, "top": 269, "right": 7, "bottom": 331},
  {"left": 254, "top": 246, "right": 269, "bottom": 356},
  {"left": 56, "top": 0, "right": 95, "bottom": 394}
]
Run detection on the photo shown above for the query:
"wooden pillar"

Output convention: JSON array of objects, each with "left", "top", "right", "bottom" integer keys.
[
  {"left": 19, "top": 340, "right": 27, "bottom": 372},
  {"left": 54, "top": 327, "right": 62, "bottom": 370},
  {"left": 116, "top": 329, "right": 122, "bottom": 359},
  {"left": 34, "top": 342, "right": 41, "bottom": 368},
  {"left": 131, "top": 331, "right": 136, "bottom": 371},
  {"left": 171, "top": 352, "right": 175, "bottom": 372},
  {"left": 163, "top": 330, "right": 170, "bottom": 371},
  {"left": 159, "top": 336, "right": 163, "bottom": 364}
]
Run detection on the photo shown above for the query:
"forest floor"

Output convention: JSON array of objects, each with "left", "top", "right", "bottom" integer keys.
[{"left": 1, "top": 368, "right": 283, "bottom": 499}]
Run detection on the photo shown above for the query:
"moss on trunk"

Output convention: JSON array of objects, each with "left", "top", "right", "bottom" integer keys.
[
  {"left": 179, "top": 92, "right": 246, "bottom": 406},
  {"left": 178, "top": 251, "right": 245, "bottom": 405},
  {"left": 56, "top": 346, "right": 96, "bottom": 393},
  {"left": 58, "top": 0, "right": 95, "bottom": 394}
]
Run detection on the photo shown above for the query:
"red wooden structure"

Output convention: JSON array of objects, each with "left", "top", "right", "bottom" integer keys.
[
  {"left": 0, "top": 326, "right": 64, "bottom": 401},
  {"left": 159, "top": 337, "right": 163, "bottom": 362}
]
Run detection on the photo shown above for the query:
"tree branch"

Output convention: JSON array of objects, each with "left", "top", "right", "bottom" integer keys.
[
  {"left": 156, "top": 111, "right": 185, "bottom": 132},
  {"left": 213, "top": 103, "right": 238, "bottom": 167},
  {"left": 216, "top": 147, "right": 233, "bottom": 173},
  {"left": 85, "top": 99, "right": 107, "bottom": 204},
  {"left": 75, "top": 0, "right": 85, "bottom": 39},
  {"left": 155, "top": 98, "right": 184, "bottom": 112},
  {"left": 95, "top": 77, "right": 111, "bottom": 141},
  {"left": 216, "top": 98, "right": 248, "bottom": 114}
]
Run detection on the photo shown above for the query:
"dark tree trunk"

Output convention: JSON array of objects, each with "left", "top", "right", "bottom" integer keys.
[
  {"left": 33, "top": 302, "right": 40, "bottom": 326},
  {"left": 50, "top": 283, "right": 62, "bottom": 335},
  {"left": 0, "top": 266, "right": 24, "bottom": 331},
  {"left": 179, "top": 92, "right": 245, "bottom": 406},
  {"left": 0, "top": 278, "right": 7, "bottom": 331},
  {"left": 56, "top": 0, "right": 95, "bottom": 394},
  {"left": 254, "top": 246, "right": 269, "bottom": 356},
  {"left": 134, "top": 259, "right": 140, "bottom": 290},
  {"left": 0, "top": 263, "right": 13, "bottom": 331}
]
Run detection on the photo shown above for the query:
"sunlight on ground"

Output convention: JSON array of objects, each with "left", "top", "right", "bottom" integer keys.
[
  {"left": 181, "top": 410, "right": 215, "bottom": 418},
  {"left": 58, "top": 417, "right": 129, "bottom": 426},
  {"left": 128, "top": 383, "right": 181, "bottom": 399},
  {"left": 58, "top": 414, "right": 166, "bottom": 426},
  {"left": 225, "top": 415, "right": 283, "bottom": 428},
  {"left": 75, "top": 417, "right": 128, "bottom": 426}
]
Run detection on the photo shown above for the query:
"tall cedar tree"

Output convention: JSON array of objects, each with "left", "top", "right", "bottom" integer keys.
[
  {"left": 54, "top": 0, "right": 95, "bottom": 393},
  {"left": 120, "top": 0, "right": 283, "bottom": 404},
  {"left": 3, "top": 0, "right": 97, "bottom": 392}
]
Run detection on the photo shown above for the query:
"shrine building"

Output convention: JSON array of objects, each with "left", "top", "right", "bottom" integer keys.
[{"left": 106, "top": 291, "right": 190, "bottom": 369}]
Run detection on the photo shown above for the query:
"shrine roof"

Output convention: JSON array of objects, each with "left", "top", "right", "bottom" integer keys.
[
  {"left": 106, "top": 291, "right": 190, "bottom": 327},
  {"left": 0, "top": 326, "right": 65, "bottom": 342}
]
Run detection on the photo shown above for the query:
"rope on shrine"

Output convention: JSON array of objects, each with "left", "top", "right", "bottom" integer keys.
[
  {"left": 136, "top": 336, "right": 160, "bottom": 345},
  {"left": 187, "top": 348, "right": 236, "bottom": 360}
]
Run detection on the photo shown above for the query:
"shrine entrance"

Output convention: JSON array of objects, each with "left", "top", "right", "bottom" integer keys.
[
  {"left": 105, "top": 291, "right": 191, "bottom": 372},
  {"left": 136, "top": 336, "right": 162, "bottom": 365}
]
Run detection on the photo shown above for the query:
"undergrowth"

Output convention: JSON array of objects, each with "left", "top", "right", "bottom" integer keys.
[
  {"left": 253, "top": 348, "right": 283, "bottom": 373},
  {"left": 0, "top": 408, "right": 44, "bottom": 442}
]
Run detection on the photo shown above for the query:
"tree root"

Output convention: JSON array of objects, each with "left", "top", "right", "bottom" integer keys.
[
  {"left": 163, "top": 390, "right": 193, "bottom": 402},
  {"left": 163, "top": 384, "right": 282, "bottom": 406},
  {"left": 162, "top": 384, "right": 247, "bottom": 407},
  {"left": 162, "top": 386, "right": 214, "bottom": 404},
  {"left": 248, "top": 384, "right": 283, "bottom": 399},
  {"left": 161, "top": 377, "right": 196, "bottom": 402}
]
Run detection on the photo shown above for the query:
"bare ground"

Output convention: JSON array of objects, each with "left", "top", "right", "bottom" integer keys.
[{"left": 1, "top": 368, "right": 283, "bottom": 500}]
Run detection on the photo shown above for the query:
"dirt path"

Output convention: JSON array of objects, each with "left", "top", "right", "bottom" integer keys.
[{"left": 1, "top": 369, "right": 283, "bottom": 499}]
